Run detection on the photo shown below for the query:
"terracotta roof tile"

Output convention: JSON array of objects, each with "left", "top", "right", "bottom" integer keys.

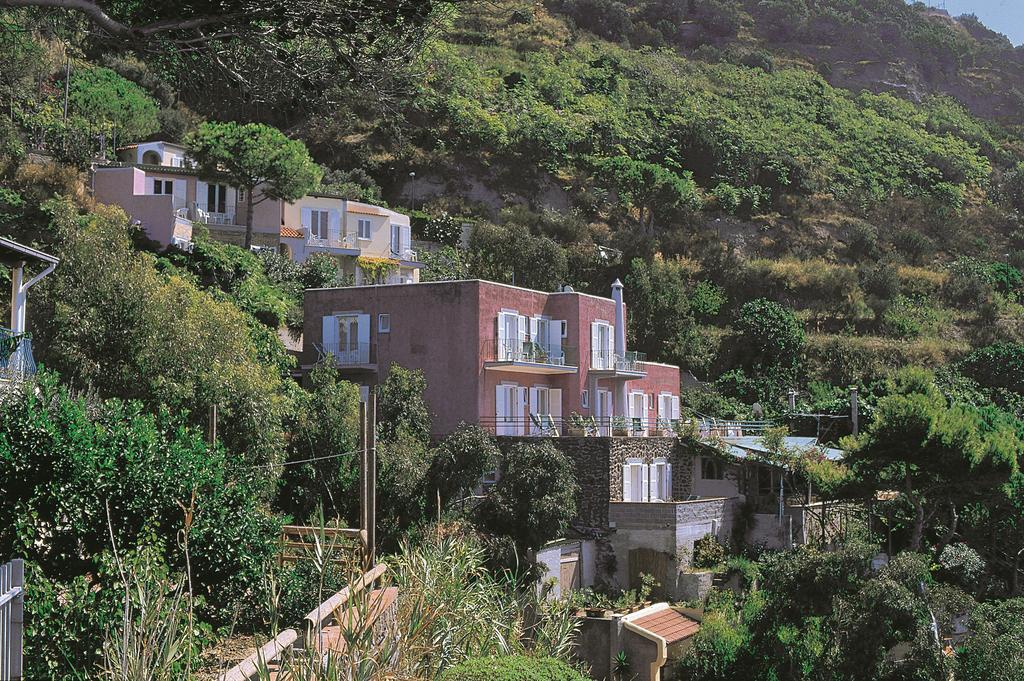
[
  {"left": 347, "top": 206, "right": 387, "bottom": 217},
  {"left": 280, "top": 226, "right": 305, "bottom": 239},
  {"left": 632, "top": 609, "right": 701, "bottom": 644}
]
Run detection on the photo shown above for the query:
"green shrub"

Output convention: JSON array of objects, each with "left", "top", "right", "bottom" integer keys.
[
  {"left": 693, "top": 534, "right": 727, "bottom": 569},
  {"left": 735, "top": 298, "right": 805, "bottom": 370},
  {"left": 440, "top": 655, "right": 587, "bottom": 681},
  {"left": 422, "top": 212, "right": 464, "bottom": 246}
]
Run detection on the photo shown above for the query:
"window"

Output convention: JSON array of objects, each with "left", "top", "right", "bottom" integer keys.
[
  {"left": 206, "top": 183, "right": 228, "bottom": 213},
  {"left": 153, "top": 179, "right": 173, "bottom": 195},
  {"left": 391, "top": 223, "right": 401, "bottom": 254},
  {"left": 651, "top": 458, "right": 672, "bottom": 501},
  {"left": 378, "top": 313, "right": 390, "bottom": 333},
  {"left": 622, "top": 458, "right": 648, "bottom": 502},
  {"left": 701, "top": 457, "right": 724, "bottom": 480},
  {"left": 309, "top": 209, "right": 329, "bottom": 239},
  {"left": 581, "top": 390, "right": 589, "bottom": 409},
  {"left": 358, "top": 218, "right": 372, "bottom": 239},
  {"left": 591, "top": 321, "right": 613, "bottom": 369}
]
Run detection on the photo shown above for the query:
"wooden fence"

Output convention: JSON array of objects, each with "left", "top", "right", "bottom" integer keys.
[
  {"left": 0, "top": 559, "right": 24, "bottom": 681},
  {"left": 278, "top": 525, "right": 366, "bottom": 569}
]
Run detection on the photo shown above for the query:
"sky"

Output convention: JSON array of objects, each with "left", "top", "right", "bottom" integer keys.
[{"left": 918, "top": 1, "right": 1024, "bottom": 46}]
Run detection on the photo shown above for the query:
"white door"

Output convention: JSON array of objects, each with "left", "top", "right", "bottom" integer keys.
[
  {"left": 630, "top": 392, "right": 646, "bottom": 435},
  {"left": 498, "top": 312, "right": 519, "bottom": 361},
  {"left": 496, "top": 384, "right": 517, "bottom": 436},
  {"left": 596, "top": 389, "right": 612, "bottom": 436}
]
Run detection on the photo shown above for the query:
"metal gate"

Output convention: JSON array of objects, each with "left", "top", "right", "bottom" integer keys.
[{"left": 0, "top": 559, "right": 24, "bottom": 681}]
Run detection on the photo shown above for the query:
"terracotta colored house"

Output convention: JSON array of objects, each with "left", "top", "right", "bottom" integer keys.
[
  {"left": 94, "top": 141, "right": 423, "bottom": 284},
  {"left": 302, "top": 279, "right": 681, "bottom": 437}
]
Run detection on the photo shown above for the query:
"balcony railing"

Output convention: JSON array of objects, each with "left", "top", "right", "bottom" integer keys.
[
  {"left": 316, "top": 341, "right": 375, "bottom": 367},
  {"left": 478, "top": 415, "right": 686, "bottom": 437},
  {"left": 0, "top": 331, "right": 35, "bottom": 381},
  {"left": 308, "top": 229, "right": 359, "bottom": 250},
  {"left": 483, "top": 339, "right": 578, "bottom": 368},
  {"left": 591, "top": 349, "right": 647, "bottom": 373},
  {"left": 391, "top": 247, "right": 418, "bottom": 262}
]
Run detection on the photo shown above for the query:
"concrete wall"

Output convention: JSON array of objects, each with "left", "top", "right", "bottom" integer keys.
[
  {"left": 575, "top": 615, "right": 662, "bottom": 681},
  {"left": 94, "top": 167, "right": 179, "bottom": 245},
  {"left": 692, "top": 455, "right": 742, "bottom": 499},
  {"left": 607, "top": 498, "right": 735, "bottom": 599}
]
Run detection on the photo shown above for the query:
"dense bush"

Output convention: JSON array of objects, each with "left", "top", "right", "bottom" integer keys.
[
  {"left": 476, "top": 441, "right": 578, "bottom": 554},
  {"left": 734, "top": 298, "right": 805, "bottom": 370},
  {"left": 440, "top": 655, "right": 587, "bottom": 681},
  {"left": 2, "top": 374, "right": 278, "bottom": 678},
  {"left": 692, "top": 534, "right": 727, "bottom": 569}
]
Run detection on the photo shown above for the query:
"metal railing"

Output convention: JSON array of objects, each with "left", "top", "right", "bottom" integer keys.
[
  {"left": 479, "top": 415, "right": 686, "bottom": 437},
  {"left": 591, "top": 349, "right": 647, "bottom": 373},
  {"left": 1, "top": 559, "right": 24, "bottom": 681},
  {"left": 190, "top": 204, "right": 237, "bottom": 226},
  {"left": 483, "top": 339, "right": 578, "bottom": 367},
  {"left": 316, "top": 341, "right": 375, "bottom": 367},
  {"left": 307, "top": 229, "right": 359, "bottom": 250},
  {"left": 391, "top": 247, "right": 418, "bottom": 261},
  {"left": 0, "top": 332, "right": 35, "bottom": 382}
]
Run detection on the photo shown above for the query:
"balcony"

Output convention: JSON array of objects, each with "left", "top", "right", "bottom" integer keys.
[
  {"left": 482, "top": 339, "right": 578, "bottom": 375},
  {"left": 0, "top": 330, "right": 36, "bottom": 382},
  {"left": 315, "top": 341, "right": 377, "bottom": 370},
  {"left": 308, "top": 229, "right": 360, "bottom": 253},
  {"left": 391, "top": 247, "right": 419, "bottom": 263},
  {"left": 590, "top": 350, "right": 648, "bottom": 377}
]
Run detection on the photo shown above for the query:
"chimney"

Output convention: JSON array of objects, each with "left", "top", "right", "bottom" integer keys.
[
  {"left": 850, "top": 386, "right": 859, "bottom": 436},
  {"left": 611, "top": 279, "right": 626, "bottom": 356}
]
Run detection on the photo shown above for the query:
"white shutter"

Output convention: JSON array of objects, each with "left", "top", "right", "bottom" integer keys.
[
  {"left": 622, "top": 463, "right": 631, "bottom": 502},
  {"left": 591, "top": 322, "right": 600, "bottom": 367},
  {"left": 496, "top": 313, "right": 507, "bottom": 360},
  {"left": 322, "top": 315, "right": 338, "bottom": 358},
  {"left": 657, "top": 394, "right": 665, "bottom": 421},
  {"left": 529, "top": 317, "right": 539, "bottom": 344},
  {"left": 664, "top": 463, "right": 673, "bottom": 501},
  {"left": 672, "top": 396, "right": 681, "bottom": 421},
  {"left": 641, "top": 464, "right": 650, "bottom": 502},
  {"left": 173, "top": 179, "right": 186, "bottom": 201},
  {"left": 328, "top": 210, "right": 341, "bottom": 242},
  {"left": 357, "top": 313, "right": 370, "bottom": 363},
  {"left": 549, "top": 388, "right": 562, "bottom": 424},
  {"left": 496, "top": 385, "right": 507, "bottom": 435},
  {"left": 517, "top": 387, "right": 528, "bottom": 436},
  {"left": 549, "top": 321, "right": 562, "bottom": 364},
  {"left": 517, "top": 315, "right": 528, "bottom": 351},
  {"left": 529, "top": 387, "right": 539, "bottom": 433},
  {"left": 301, "top": 207, "right": 312, "bottom": 233},
  {"left": 401, "top": 225, "right": 411, "bottom": 254},
  {"left": 196, "top": 180, "right": 207, "bottom": 211},
  {"left": 226, "top": 186, "right": 238, "bottom": 212}
]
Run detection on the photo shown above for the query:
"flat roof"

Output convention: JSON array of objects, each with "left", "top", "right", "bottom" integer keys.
[
  {"left": 0, "top": 237, "right": 59, "bottom": 267},
  {"left": 719, "top": 435, "right": 844, "bottom": 462},
  {"left": 306, "top": 278, "right": 618, "bottom": 304}
]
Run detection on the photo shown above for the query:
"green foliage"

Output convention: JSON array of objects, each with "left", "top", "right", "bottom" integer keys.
[
  {"left": 956, "top": 598, "right": 1024, "bottom": 681},
  {"left": 68, "top": 65, "right": 159, "bottom": 142},
  {"left": 186, "top": 122, "right": 320, "bottom": 246},
  {"left": 441, "top": 655, "right": 586, "bottom": 681},
  {"left": 429, "top": 424, "right": 501, "bottom": 514},
  {"left": 276, "top": 364, "right": 361, "bottom": 523},
  {"left": 2, "top": 374, "right": 278, "bottom": 678},
  {"left": 596, "top": 155, "right": 699, "bottom": 234},
  {"left": 422, "top": 212, "right": 464, "bottom": 246},
  {"left": 936, "top": 542, "right": 985, "bottom": 587},
  {"left": 422, "top": 245, "right": 471, "bottom": 282},
  {"left": 477, "top": 441, "right": 578, "bottom": 553},
  {"left": 735, "top": 298, "right": 805, "bottom": 370},
  {"left": 469, "top": 222, "right": 568, "bottom": 291},
  {"left": 319, "top": 167, "right": 383, "bottom": 203},
  {"left": 35, "top": 201, "right": 292, "bottom": 471},
  {"left": 692, "top": 534, "right": 727, "bottom": 569},
  {"left": 377, "top": 363, "right": 433, "bottom": 445},
  {"left": 959, "top": 343, "right": 1024, "bottom": 395}
]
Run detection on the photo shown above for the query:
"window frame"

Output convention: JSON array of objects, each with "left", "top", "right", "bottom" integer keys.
[
  {"left": 378, "top": 313, "right": 391, "bottom": 333},
  {"left": 358, "top": 218, "right": 372, "bottom": 239}
]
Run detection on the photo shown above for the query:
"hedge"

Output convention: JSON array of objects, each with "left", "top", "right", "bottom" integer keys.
[{"left": 440, "top": 656, "right": 587, "bottom": 681}]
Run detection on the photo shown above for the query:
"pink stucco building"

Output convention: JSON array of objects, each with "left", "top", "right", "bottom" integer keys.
[{"left": 302, "top": 279, "right": 681, "bottom": 437}]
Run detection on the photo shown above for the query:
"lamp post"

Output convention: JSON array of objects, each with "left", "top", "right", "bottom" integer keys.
[{"left": 409, "top": 171, "right": 417, "bottom": 211}]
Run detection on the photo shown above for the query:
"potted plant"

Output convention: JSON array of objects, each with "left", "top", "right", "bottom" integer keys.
[
  {"left": 566, "top": 412, "right": 587, "bottom": 437},
  {"left": 612, "top": 415, "right": 629, "bottom": 437},
  {"left": 652, "top": 417, "right": 670, "bottom": 437}
]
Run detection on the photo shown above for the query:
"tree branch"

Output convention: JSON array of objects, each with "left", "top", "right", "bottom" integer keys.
[{"left": 0, "top": 0, "right": 133, "bottom": 38}]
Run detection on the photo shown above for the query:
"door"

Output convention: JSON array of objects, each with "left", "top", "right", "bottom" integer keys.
[
  {"left": 498, "top": 312, "right": 519, "bottom": 361},
  {"left": 630, "top": 392, "right": 646, "bottom": 435},
  {"left": 596, "top": 389, "right": 612, "bottom": 435},
  {"left": 628, "top": 548, "right": 670, "bottom": 600},
  {"left": 560, "top": 551, "right": 581, "bottom": 593}
]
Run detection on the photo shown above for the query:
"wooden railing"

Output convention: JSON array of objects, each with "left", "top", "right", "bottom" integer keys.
[
  {"left": 278, "top": 525, "right": 366, "bottom": 569},
  {"left": 218, "top": 563, "right": 390, "bottom": 681}
]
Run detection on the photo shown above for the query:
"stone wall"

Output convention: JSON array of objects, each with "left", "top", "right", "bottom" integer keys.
[
  {"left": 205, "top": 225, "right": 280, "bottom": 248},
  {"left": 496, "top": 436, "right": 700, "bottom": 530}
]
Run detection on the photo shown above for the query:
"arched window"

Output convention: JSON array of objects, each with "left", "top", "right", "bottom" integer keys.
[
  {"left": 701, "top": 457, "right": 724, "bottom": 480},
  {"left": 141, "top": 150, "right": 162, "bottom": 165}
]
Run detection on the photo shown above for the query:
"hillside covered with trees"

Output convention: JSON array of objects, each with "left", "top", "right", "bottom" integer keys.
[{"left": 0, "top": 0, "right": 1023, "bottom": 678}]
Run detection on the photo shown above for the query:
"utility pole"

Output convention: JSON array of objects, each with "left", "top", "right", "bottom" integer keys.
[{"left": 359, "top": 392, "right": 377, "bottom": 567}]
